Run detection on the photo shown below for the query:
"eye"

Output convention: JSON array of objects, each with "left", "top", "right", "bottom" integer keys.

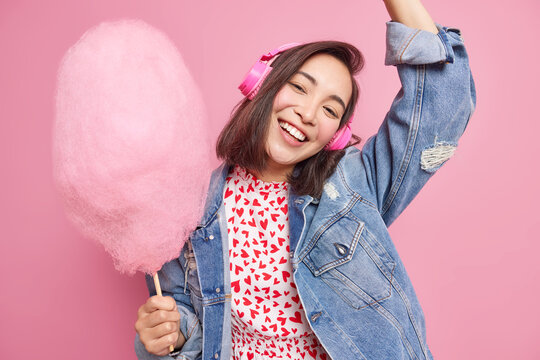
[
  {"left": 289, "top": 82, "right": 305, "bottom": 93},
  {"left": 324, "top": 106, "right": 338, "bottom": 118}
]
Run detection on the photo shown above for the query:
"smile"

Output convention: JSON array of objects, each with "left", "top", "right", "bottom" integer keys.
[{"left": 278, "top": 120, "right": 307, "bottom": 142}]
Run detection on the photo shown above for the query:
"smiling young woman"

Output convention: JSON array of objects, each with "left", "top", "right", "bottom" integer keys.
[{"left": 135, "top": 0, "right": 476, "bottom": 358}]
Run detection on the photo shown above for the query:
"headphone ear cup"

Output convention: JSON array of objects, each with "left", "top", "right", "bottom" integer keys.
[
  {"left": 325, "top": 121, "right": 353, "bottom": 150},
  {"left": 239, "top": 42, "right": 301, "bottom": 99},
  {"left": 239, "top": 61, "right": 272, "bottom": 99}
]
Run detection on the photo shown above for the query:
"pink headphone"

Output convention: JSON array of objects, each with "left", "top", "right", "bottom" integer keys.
[{"left": 238, "top": 43, "right": 353, "bottom": 151}]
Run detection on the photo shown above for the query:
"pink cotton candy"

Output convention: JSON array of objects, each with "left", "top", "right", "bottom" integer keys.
[{"left": 53, "top": 19, "right": 211, "bottom": 275}]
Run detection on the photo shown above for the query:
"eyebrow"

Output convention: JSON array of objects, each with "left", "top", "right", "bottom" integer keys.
[{"left": 296, "top": 71, "right": 347, "bottom": 111}]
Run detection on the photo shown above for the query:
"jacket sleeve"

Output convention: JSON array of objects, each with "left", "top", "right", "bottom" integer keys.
[
  {"left": 351, "top": 21, "right": 476, "bottom": 226},
  {"left": 135, "top": 243, "right": 202, "bottom": 360}
]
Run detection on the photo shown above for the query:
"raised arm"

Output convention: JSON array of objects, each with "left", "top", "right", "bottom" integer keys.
[
  {"left": 339, "top": 4, "right": 476, "bottom": 226},
  {"left": 383, "top": 0, "right": 438, "bottom": 33}
]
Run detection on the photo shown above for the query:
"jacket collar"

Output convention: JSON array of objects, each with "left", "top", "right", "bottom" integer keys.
[{"left": 197, "top": 163, "right": 231, "bottom": 228}]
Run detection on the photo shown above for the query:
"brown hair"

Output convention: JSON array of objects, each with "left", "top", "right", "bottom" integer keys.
[{"left": 216, "top": 41, "right": 364, "bottom": 198}]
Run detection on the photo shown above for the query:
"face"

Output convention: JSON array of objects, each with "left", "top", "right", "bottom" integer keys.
[{"left": 264, "top": 53, "right": 353, "bottom": 178}]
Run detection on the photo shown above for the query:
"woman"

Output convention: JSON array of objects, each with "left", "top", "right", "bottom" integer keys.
[{"left": 134, "top": 0, "right": 476, "bottom": 359}]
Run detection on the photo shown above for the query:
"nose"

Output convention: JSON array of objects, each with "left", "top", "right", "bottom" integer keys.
[{"left": 294, "top": 101, "right": 317, "bottom": 125}]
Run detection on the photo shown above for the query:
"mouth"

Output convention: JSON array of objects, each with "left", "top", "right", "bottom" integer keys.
[{"left": 278, "top": 120, "right": 307, "bottom": 142}]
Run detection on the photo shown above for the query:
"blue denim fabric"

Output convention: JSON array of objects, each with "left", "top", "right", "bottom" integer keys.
[{"left": 135, "top": 21, "right": 476, "bottom": 360}]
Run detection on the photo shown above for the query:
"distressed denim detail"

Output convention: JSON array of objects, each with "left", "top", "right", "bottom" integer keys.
[{"left": 420, "top": 141, "right": 458, "bottom": 172}]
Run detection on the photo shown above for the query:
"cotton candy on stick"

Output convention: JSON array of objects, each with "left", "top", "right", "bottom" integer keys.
[{"left": 53, "top": 19, "right": 211, "bottom": 332}]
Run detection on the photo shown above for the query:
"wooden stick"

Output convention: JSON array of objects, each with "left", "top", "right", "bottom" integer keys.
[{"left": 153, "top": 273, "right": 175, "bottom": 353}]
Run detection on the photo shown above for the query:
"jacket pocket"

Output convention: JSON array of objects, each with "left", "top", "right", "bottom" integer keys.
[{"left": 304, "top": 213, "right": 396, "bottom": 310}]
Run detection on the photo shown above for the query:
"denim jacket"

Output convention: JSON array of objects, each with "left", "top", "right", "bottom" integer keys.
[{"left": 135, "top": 21, "right": 476, "bottom": 360}]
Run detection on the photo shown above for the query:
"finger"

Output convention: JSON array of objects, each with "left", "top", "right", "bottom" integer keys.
[
  {"left": 147, "top": 329, "right": 179, "bottom": 356},
  {"left": 144, "top": 308, "right": 181, "bottom": 328},
  {"left": 152, "top": 320, "right": 179, "bottom": 339},
  {"left": 142, "top": 295, "right": 177, "bottom": 314}
]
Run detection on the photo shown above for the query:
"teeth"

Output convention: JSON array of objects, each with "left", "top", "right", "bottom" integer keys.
[{"left": 279, "top": 121, "right": 306, "bottom": 141}]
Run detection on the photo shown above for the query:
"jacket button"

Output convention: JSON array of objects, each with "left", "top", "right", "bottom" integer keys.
[
  {"left": 334, "top": 243, "right": 347, "bottom": 256},
  {"left": 214, "top": 353, "right": 219, "bottom": 359},
  {"left": 215, "top": 287, "right": 220, "bottom": 293},
  {"left": 209, "top": 235, "right": 214, "bottom": 240}
]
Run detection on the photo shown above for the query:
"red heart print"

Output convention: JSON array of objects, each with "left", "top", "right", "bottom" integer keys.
[
  {"left": 231, "top": 280, "right": 240, "bottom": 292},
  {"left": 263, "top": 273, "right": 271, "bottom": 281},
  {"left": 234, "top": 265, "right": 243, "bottom": 275},
  {"left": 224, "top": 188, "right": 233, "bottom": 198},
  {"left": 289, "top": 311, "right": 302, "bottom": 323},
  {"left": 282, "top": 271, "right": 291, "bottom": 282}
]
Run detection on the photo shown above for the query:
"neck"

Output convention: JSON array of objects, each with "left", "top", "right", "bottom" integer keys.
[{"left": 250, "top": 161, "right": 293, "bottom": 183}]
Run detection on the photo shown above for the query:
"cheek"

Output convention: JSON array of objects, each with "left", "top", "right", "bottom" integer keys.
[
  {"left": 318, "top": 120, "right": 341, "bottom": 142},
  {"left": 273, "top": 87, "right": 295, "bottom": 111}
]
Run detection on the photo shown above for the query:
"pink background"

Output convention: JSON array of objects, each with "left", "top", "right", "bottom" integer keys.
[{"left": 1, "top": 0, "right": 539, "bottom": 359}]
